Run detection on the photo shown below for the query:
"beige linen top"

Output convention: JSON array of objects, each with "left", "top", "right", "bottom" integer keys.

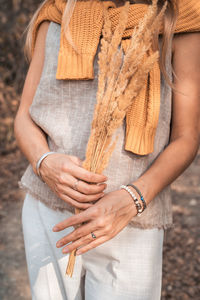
[{"left": 19, "top": 22, "right": 174, "bottom": 230}]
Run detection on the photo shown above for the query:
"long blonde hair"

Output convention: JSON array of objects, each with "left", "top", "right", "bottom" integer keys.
[{"left": 25, "top": 0, "right": 178, "bottom": 83}]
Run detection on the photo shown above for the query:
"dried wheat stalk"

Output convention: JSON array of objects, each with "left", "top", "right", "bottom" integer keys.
[{"left": 66, "top": 0, "right": 166, "bottom": 277}]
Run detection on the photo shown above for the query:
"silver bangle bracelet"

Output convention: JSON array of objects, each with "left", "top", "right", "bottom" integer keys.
[
  {"left": 120, "top": 185, "right": 143, "bottom": 217},
  {"left": 36, "top": 151, "right": 57, "bottom": 181}
]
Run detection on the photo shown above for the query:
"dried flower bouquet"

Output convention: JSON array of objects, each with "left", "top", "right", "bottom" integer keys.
[{"left": 66, "top": 0, "right": 167, "bottom": 277}]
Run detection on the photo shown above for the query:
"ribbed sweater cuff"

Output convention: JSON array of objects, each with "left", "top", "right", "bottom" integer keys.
[
  {"left": 124, "top": 124, "right": 156, "bottom": 155},
  {"left": 56, "top": 51, "right": 95, "bottom": 80}
]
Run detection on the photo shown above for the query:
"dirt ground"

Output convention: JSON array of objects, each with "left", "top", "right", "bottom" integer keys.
[{"left": 0, "top": 0, "right": 200, "bottom": 299}]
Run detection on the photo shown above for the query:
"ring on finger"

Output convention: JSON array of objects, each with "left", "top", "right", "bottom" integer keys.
[
  {"left": 73, "top": 179, "right": 80, "bottom": 191},
  {"left": 91, "top": 232, "right": 97, "bottom": 239}
]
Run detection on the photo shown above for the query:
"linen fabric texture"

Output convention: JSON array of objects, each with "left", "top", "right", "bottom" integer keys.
[
  {"left": 22, "top": 192, "right": 164, "bottom": 300},
  {"left": 19, "top": 22, "right": 173, "bottom": 230}
]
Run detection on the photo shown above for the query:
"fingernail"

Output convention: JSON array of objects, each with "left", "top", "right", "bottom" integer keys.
[
  {"left": 99, "top": 183, "right": 107, "bottom": 187},
  {"left": 63, "top": 247, "right": 69, "bottom": 253},
  {"left": 100, "top": 193, "right": 105, "bottom": 197},
  {"left": 56, "top": 241, "right": 63, "bottom": 247},
  {"left": 52, "top": 226, "right": 59, "bottom": 232}
]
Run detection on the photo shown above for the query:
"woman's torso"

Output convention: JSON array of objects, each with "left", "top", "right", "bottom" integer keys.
[{"left": 19, "top": 21, "right": 173, "bottom": 229}]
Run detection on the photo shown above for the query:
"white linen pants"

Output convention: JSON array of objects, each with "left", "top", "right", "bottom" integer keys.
[{"left": 22, "top": 192, "right": 164, "bottom": 300}]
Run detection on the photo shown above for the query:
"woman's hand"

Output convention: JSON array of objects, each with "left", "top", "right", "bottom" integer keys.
[
  {"left": 39, "top": 153, "right": 108, "bottom": 209},
  {"left": 53, "top": 188, "right": 137, "bottom": 255}
]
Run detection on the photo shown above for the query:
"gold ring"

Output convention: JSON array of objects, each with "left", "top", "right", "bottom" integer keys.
[{"left": 73, "top": 180, "right": 80, "bottom": 191}]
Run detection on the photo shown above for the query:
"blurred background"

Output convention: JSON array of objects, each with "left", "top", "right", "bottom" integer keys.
[{"left": 0, "top": 0, "right": 200, "bottom": 299}]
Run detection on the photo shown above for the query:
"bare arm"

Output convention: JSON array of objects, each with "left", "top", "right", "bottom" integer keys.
[
  {"left": 131, "top": 32, "right": 200, "bottom": 204},
  {"left": 14, "top": 21, "right": 107, "bottom": 209},
  {"left": 14, "top": 21, "right": 51, "bottom": 174}
]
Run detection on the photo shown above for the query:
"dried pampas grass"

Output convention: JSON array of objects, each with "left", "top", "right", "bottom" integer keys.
[{"left": 66, "top": 0, "right": 166, "bottom": 277}]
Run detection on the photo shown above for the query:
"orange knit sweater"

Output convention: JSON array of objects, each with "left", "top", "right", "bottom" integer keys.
[{"left": 31, "top": 0, "right": 200, "bottom": 155}]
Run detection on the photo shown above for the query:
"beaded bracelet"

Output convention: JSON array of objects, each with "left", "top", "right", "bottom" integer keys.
[
  {"left": 127, "top": 183, "right": 147, "bottom": 210},
  {"left": 120, "top": 185, "right": 143, "bottom": 217},
  {"left": 36, "top": 151, "right": 57, "bottom": 182}
]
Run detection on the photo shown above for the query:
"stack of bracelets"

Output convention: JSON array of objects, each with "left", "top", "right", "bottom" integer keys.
[{"left": 120, "top": 183, "right": 147, "bottom": 217}]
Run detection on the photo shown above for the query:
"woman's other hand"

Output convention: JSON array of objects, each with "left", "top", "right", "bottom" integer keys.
[
  {"left": 52, "top": 188, "right": 138, "bottom": 255},
  {"left": 39, "top": 153, "right": 108, "bottom": 209}
]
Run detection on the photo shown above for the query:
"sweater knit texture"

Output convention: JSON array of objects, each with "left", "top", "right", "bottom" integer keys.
[
  {"left": 19, "top": 21, "right": 173, "bottom": 230},
  {"left": 30, "top": 0, "right": 200, "bottom": 155}
]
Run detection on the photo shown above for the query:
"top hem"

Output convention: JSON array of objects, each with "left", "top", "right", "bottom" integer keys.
[{"left": 19, "top": 181, "right": 174, "bottom": 231}]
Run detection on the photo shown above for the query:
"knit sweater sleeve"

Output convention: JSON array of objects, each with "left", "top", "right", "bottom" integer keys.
[
  {"left": 175, "top": 0, "right": 200, "bottom": 34},
  {"left": 124, "top": 62, "right": 161, "bottom": 156},
  {"left": 31, "top": 0, "right": 105, "bottom": 80},
  {"left": 56, "top": 0, "right": 104, "bottom": 80}
]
